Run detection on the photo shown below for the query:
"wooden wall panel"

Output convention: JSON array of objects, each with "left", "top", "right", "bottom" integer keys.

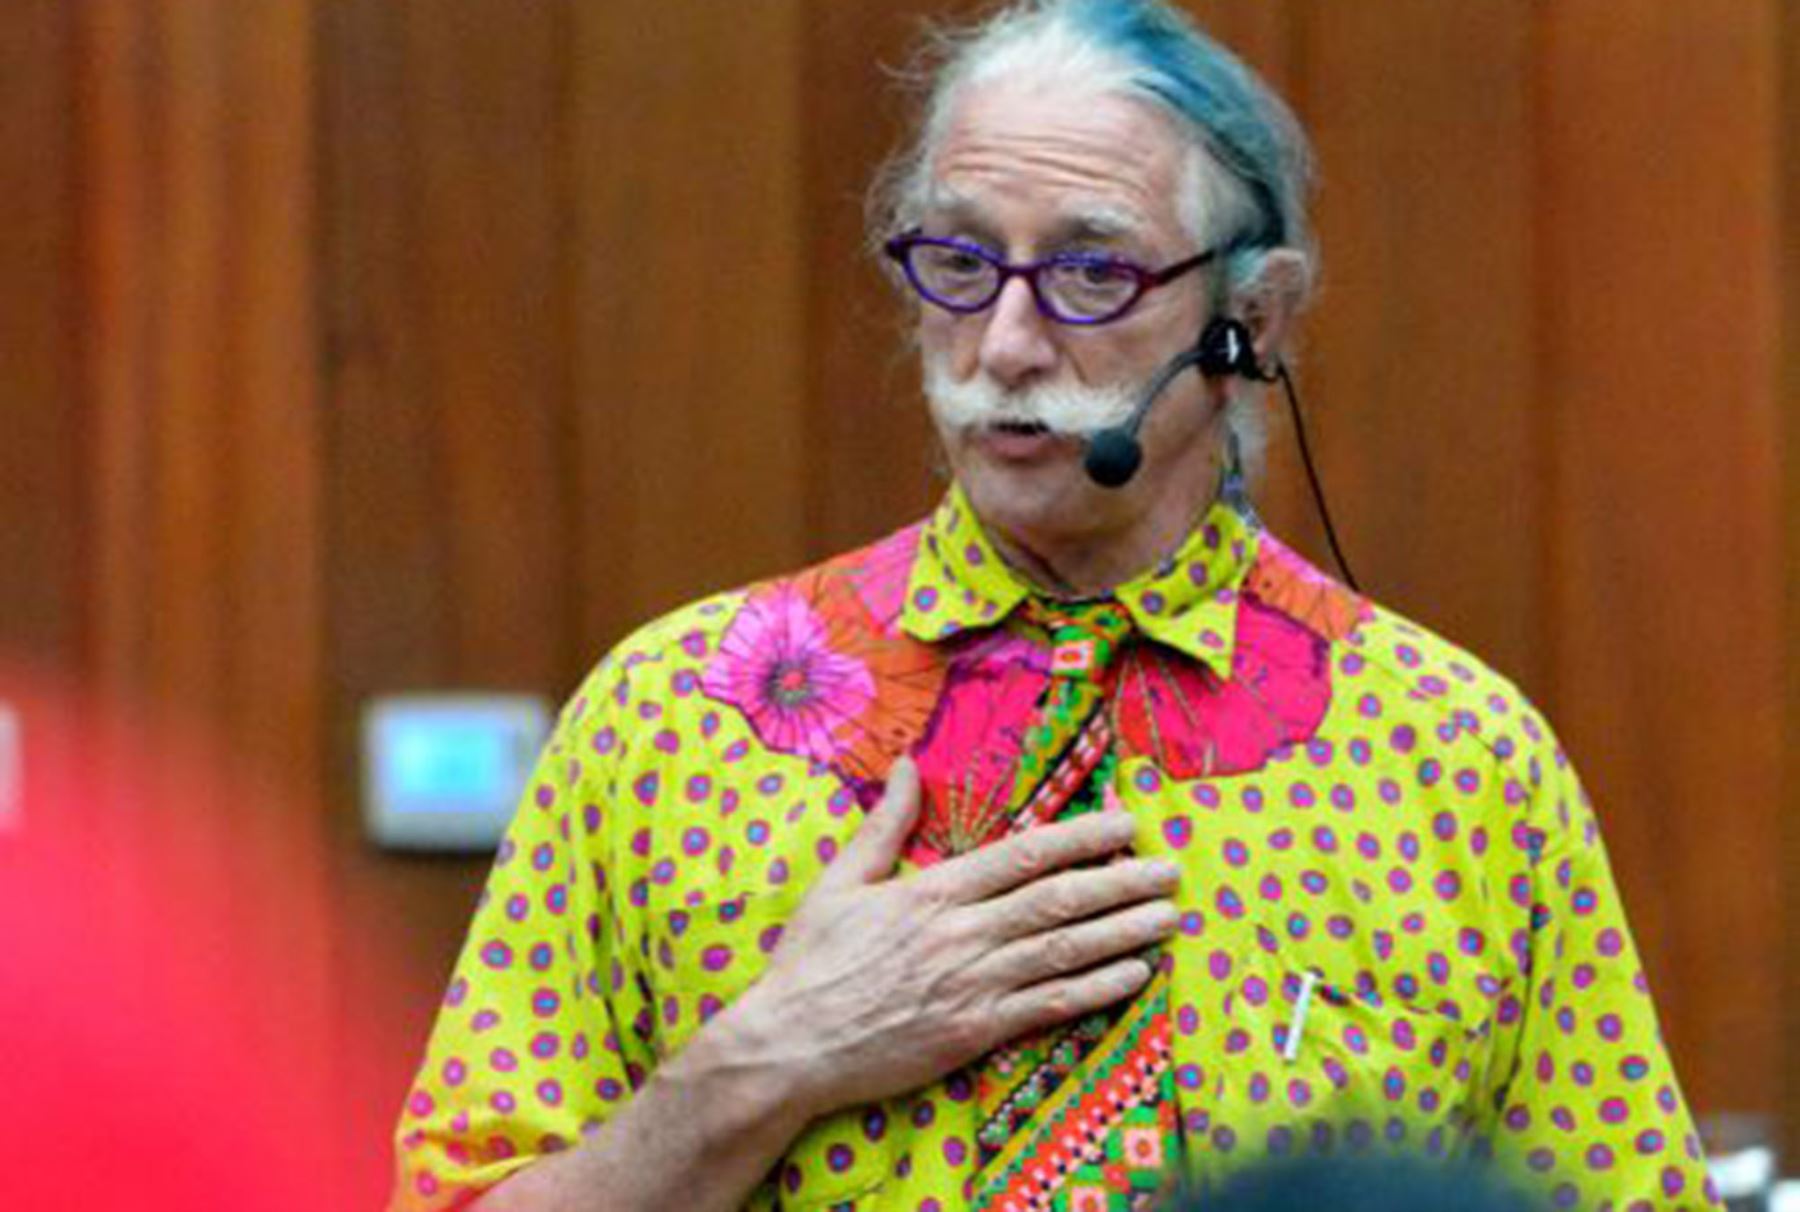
[
  {"left": 219, "top": 0, "right": 324, "bottom": 782},
  {"left": 58, "top": 0, "right": 343, "bottom": 1193},
  {"left": 800, "top": 0, "right": 989, "bottom": 556},
  {"left": 1192, "top": 0, "right": 1294, "bottom": 74},
  {"left": 78, "top": 0, "right": 324, "bottom": 781},
  {"left": 0, "top": 1, "right": 80, "bottom": 667},
  {"left": 321, "top": 0, "right": 572, "bottom": 720},
  {"left": 1298, "top": 1, "right": 1542, "bottom": 689},
  {"left": 1541, "top": 1, "right": 1783, "bottom": 1116},
  {"left": 80, "top": 0, "right": 158, "bottom": 702},
  {"left": 567, "top": 0, "right": 812, "bottom": 647},
  {"left": 1781, "top": 0, "right": 1800, "bottom": 1160},
  {"left": 150, "top": 0, "right": 234, "bottom": 720}
]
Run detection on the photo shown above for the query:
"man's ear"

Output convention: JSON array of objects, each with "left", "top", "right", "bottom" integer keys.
[{"left": 1231, "top": 249, "right": 1310, "bottom": 365}]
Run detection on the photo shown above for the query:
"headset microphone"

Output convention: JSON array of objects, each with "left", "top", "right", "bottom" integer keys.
[
  {"left": 1082, "top": 317, "right": 1264, "bottom": 489},
  {"left": 1082, "top": 344, "right": 1205, "bottom": 487}
]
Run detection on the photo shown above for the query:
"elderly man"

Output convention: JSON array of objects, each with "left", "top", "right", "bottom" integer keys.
[{"left": 393, "top": 2, "right": 1715, "bottom": 1209}]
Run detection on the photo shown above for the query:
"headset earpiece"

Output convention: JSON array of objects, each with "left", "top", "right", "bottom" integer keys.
[{"left": 1196, "top": 317, "right": 1273, "bottom": 381}]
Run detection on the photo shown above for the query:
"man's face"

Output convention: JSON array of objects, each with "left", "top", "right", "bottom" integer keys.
[{"left": 917, "top": 77, "right": 1220, "bottom": 554}]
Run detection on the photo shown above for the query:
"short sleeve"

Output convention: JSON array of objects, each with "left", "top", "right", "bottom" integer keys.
[
  {"left": 1484, "top": 707, "right": 1719, "bottom": 1210},
  {"left": 391, "top": 662, "right": 657, "bottom": 1210}
]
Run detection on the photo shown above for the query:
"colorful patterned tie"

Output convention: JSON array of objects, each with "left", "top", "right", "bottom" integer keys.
[
  {"left": 1012, "top": 601, "right": 1134, "bottom": 820},
  {"left": 971, "top": 600, "right": 1178, "bottom": 1212}
]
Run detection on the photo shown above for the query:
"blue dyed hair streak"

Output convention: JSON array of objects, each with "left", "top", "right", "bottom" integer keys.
[{"left": 1052, "top": 0, "right": 1310, "bottom": 256}]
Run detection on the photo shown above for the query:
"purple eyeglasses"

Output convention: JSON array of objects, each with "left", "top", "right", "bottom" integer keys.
[{"left": 883, "top": 232, "right": 1218, "bottom": 326}]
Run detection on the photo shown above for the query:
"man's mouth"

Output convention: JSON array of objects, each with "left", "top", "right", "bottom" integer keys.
[
  {"left": 989, "top": 418, "right": 1052, "bottom": 438},
  {"left": 974, "top": 417, "right": 1071, "bottom": 463}
]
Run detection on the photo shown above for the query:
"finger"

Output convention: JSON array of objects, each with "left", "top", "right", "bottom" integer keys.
[
  {"left": 822, "top": 756, "right": 921, "bottom": 887},
  {"left": 968, "top": 857, "right": 1180, "bottom": 944},
  {"left": 925, "top": 810, "right": 1138, "bottom": 904},
  {"left": 993, "top": 955, "right": 1156, "bottom": 1039},
  {"left": 968, "top": 900, "right": 1177, "bottom": 990}
]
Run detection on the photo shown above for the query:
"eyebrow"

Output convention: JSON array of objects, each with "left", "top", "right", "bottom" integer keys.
[
  {"left": 919, "top": 191, "right": 1001, "bottom": 244},
  {"left": 1055, "top": 206, "right": 1141, "bottom": 243}
]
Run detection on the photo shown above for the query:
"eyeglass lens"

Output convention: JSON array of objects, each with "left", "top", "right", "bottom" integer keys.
[{"left": 904, "top": 241, "right": 1142, "bottom": 323}]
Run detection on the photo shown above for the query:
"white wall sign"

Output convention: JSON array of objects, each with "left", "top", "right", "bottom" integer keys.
[{"left": 361, "top": 694, "right": 551, "bottom": 852}]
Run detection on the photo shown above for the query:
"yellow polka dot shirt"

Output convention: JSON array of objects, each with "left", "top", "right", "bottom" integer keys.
[{"left": 393, "top": 488, "right": 1717, "bottom": 1211}]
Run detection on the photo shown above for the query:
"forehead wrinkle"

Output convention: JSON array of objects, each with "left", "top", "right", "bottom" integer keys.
[
  {"left": 927, "top": 86, "right": 1185, "bottom": 248},
  {"left": 922, "top": 184, "right": 1143, "bottom": 249},
  {"left": 936, "top": 133, "right": 1168, "bottom": 211}
]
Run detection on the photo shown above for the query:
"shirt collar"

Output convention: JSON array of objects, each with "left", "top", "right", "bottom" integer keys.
[{"left": 900, "top": 482, "right": 1258, "bottom": 680}]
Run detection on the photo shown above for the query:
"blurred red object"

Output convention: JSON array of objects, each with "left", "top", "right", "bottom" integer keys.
[{"left": 0, "top": 663, "right": 344, "bottom": 1209}]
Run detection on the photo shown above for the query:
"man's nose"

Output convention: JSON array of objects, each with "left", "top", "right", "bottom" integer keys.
[{"left": 977, "top": 276, "right": 1059, "bottom": 389}]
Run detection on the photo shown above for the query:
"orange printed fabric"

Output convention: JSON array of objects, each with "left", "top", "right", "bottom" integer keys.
[{"left": 392, "top": 486, "right": 1719, "bottom": 1211}]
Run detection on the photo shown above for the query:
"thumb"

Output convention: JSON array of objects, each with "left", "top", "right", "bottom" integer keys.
[{"left": 827, "top": 756, "right": 921, "bottom": 886}]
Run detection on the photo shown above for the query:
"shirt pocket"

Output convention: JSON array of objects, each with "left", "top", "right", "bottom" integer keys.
[
  {"left": 650, "top": 892, "right": 893, "bottom": 1210},
  {"left": 1171, "top": 945, "right": 1501, "bottom": 1166}
]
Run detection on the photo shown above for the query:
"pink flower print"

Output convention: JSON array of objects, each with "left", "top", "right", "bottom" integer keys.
[
  {"left": 1114, "top": 597, "right": 1331, "bottom": 779},
  {"left": 908, "top": 632, "right": 1049, "bottom": 862},
  {"left": 701, "top": 585, "right": 876, "bottom": 767}
]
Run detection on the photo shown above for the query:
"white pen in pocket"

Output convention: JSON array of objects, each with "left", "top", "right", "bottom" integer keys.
[{"left": 1281, "top": 969, "right": 1322, "bottom": 1064}]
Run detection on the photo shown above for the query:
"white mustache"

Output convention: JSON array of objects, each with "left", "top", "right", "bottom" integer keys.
[{"left": 923, "top": 361, "right": 1138, "bottom": 438}]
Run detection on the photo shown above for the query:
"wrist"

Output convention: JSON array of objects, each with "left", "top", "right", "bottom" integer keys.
[{"left": 663, "top": 993, "right": 820, "bottom": 1149}]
